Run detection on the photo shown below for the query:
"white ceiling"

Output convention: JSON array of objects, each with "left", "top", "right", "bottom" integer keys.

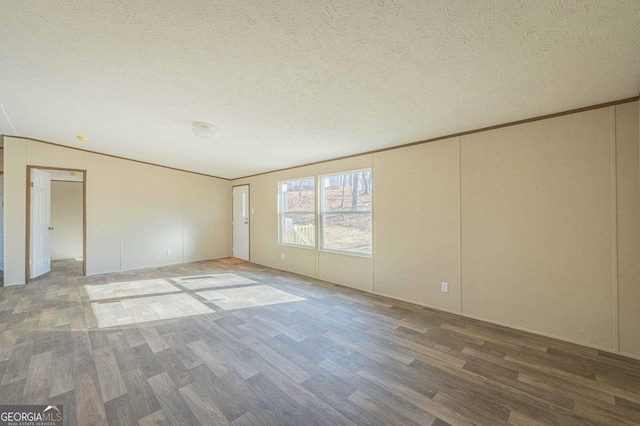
[{"left": 0, "top": 1, "right": 638, "bottom": 179}]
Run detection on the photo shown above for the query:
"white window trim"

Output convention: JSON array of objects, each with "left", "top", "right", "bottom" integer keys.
[
  {"left": 318, "top": 169, "right": 373, "bottom": 257},
  {"left": 278, "top": 177, "right": 316, "bottom": 248}
]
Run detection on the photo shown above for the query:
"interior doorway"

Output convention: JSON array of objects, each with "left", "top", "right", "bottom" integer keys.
[
  {"left": 26, "top": 166, "right": 86, "bottom": 283},
  {"left": 232, "top": 184, "right": 250, "bottom": 261}
]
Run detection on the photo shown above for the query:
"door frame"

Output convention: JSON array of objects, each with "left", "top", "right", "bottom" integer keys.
[
  {"left": 25, "top": 165, "right": 87, "bottom": 284},
  {"left": 231, "top": 184, "right": 250, "bottom": 261}
]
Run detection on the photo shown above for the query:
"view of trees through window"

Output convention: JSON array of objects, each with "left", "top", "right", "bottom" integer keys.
[
  {"left": 321, "top": 170, "right": 372, "bottom": 255},
  {"left": 279, "top": 178, "right": 315, "bottom": 247}
]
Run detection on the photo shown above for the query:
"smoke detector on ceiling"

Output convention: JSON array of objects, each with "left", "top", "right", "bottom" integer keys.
[{"left": 192, "top": 121, "right": 221, "bottom": 139}]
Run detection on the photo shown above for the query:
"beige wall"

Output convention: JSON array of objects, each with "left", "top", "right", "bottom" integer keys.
[
  {"left": 3, "top": 137, "right": 231, "bottom": 284},
  {"left": 374, "top": 138, "right": 461, "bottom": 312},
  {"left": 50, "top": 181, "right": 83, "bottom": 260},
  {"left": 461, "top": 108, "right": 615, "bottom": 349},
  {"left": 233, "top": 101, "right": 640, "bottom": 358},
  {"left": 616, "top": 101, "right": 640, "bottom": 357},
  {"left": 183, "top": 172, "right": 232, "bottom": 262},
  {"left": 120, "top": 161, "right": 185, "bottom": 270},
  {"left": 4, "top": 140, "right": 26, "bottom": 285},
  {"left": 0, "top": 175, "right": 3, "bottom": 271},
  {"left": 0, "top": 148, "right": 3, "bottom": 270},
  {"left": 85, "top": 152, "right": 121, "bottom": 274}
]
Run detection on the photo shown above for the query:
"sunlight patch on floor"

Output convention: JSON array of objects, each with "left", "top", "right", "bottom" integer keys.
[
  {"left": 172, "top": 273, "right": 256, "bottom": 288},
  {"left": 85, "top": 279, "right": 179, "bottom": 300},
  {"left": 177, "top": 273, "right": 257, "bottom": 290},
  {"left": 196, "top": 285, "right": 305, "bottom": 310},
  {"left": 171, "top": 274, "right": 215, "bottom": 283},
  {"left": 91, "top": 293, "right": 214, "bottom": 328}
]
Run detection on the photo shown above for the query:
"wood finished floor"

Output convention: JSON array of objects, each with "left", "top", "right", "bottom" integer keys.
[{"left": 1, "top": 259, "right": 639, "bottom": 425}]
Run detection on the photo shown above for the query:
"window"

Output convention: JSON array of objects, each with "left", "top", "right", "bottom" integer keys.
[
  {"left": 320, "top": 170, "right": 372, "bottom": 256},
  {"left": 278, "top": 178, "right": 315, "bottom": 248}
]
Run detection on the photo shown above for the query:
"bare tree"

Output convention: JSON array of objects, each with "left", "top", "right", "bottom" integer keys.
[
  {"left": 351, "top": 172, "right": 359, "bottom": 210},
  {"left": 363, "top": 171, "right": 370, "bottom": 195}
]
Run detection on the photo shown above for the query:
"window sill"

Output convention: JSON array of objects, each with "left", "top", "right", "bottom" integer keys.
[
  {"left": 319, "top": 248, "right": 373, "bottom": 258},
  {"left": 278, "top": 243, "right": 316, "bottom": 250}
]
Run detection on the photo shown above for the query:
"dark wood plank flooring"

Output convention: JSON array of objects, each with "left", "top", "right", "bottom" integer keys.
[{"left": 0, "top": 259, "right": 639, "bottom": 425}]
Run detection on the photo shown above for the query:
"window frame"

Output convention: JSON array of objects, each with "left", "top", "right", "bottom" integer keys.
[
  {"left": 277, "top": 177, "right": 316, "bottom": 249},
  {"left": 318, "top": 168, "right": 373, "bottom": 257}
]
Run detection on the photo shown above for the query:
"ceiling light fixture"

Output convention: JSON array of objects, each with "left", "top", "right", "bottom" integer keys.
[
  {"left": 192, "top": 121, "right": 221, "bottom": 139},
  {"left": 76, "top": 135, "right": 88, "bottom": 142}
]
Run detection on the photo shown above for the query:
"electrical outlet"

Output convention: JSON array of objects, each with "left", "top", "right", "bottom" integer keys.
[
  {"left": 441, "top": 282, "right": 449, "bottom": 293},
  {"left": 281, "top": 253, "right": 285, "bottom": 260},
  {"left": 251, "top": 208, "right": 255, "bottom": 214},
  {"left": 166, "top": 249, "right": 172, "bottom": 255}
]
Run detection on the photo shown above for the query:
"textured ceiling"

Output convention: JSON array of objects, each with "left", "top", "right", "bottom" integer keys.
[{"left": 0, "top": 0, "right": 638, "bottom": 179}]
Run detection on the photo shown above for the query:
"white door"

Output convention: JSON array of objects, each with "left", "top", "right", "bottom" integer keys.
[
  {"left": 0, "top": 176, "right": 3, "bottom": 271},
  {"left": 232, "top": 185, "right": 249, "bottom": 260},
  {"left": 30, "top": 169, "right": 52, "bottom": 279}
]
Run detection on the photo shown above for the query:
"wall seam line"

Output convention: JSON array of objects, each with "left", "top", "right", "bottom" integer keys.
[
  {"left": 315, "top": 163, "right": 319, "bottom": 280},
  {"left": 181, "top": 172, "right": 185, "bottom": 264},
  {"left": 612, "top": 105, "right": 620, "bottom": 352},
  {"left": 458, "top": 136, "right": 463, "bottom": 314},
  {"left": 119, "top": 160, "right": 123, "bottom": 272}
]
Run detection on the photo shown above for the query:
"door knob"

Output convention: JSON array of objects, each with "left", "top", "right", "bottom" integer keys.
[{"left": 48, "top": 227, "right": 54, "bottom": 230}]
